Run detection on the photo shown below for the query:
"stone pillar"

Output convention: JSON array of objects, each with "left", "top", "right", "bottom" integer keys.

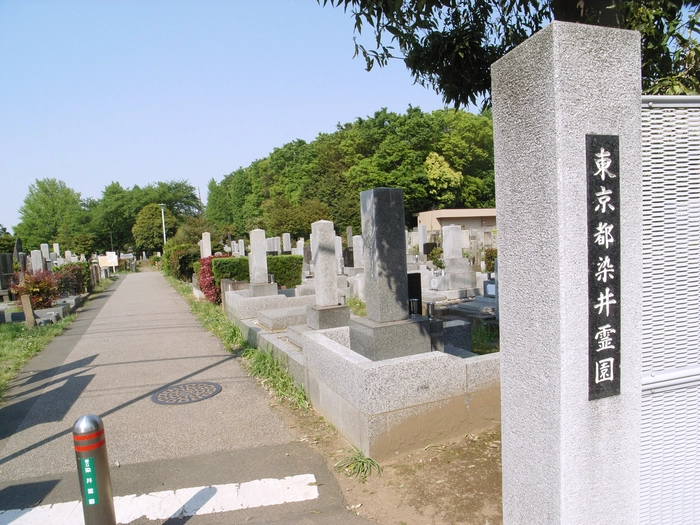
[
  {"left": 348, "top": 188, "right": 437, "bottom": 360},
  {"left": 352, "top": 235, "right": 364, "bottom": 268},
  {"left": 248, "top": 229, "right": 268, "bottom": 284},
  {"left": 247, "top": 229, "right": 277, "bottom": 297},
  {"left": 296, "top": 239, "right": 304, "bottom": 254},
  {"left": 53, "top": 243, "right": 60, "bottom": 254},
  {"left": 492, "top": 22, "right": 642, "bottom": 525},
  {"left": 346, "top": 226, "right": 353, "bottom": 248},
  {"left": 40, "top": 244, "right": 50, "bottom": 261},
  {"left": 442, "top": 225, "right": 462, "bottom": 260},
  {"left": 307, "top": 221, "right": 349, "bottom": 329},
  {"left": 238, "top": 239, "right": 245, "bottom": 256},
  {"left": 282, "top": 233, "right": 291, "bottom": 253},
  {"left": 361, "top": 188, "right": 408, "bottom": 323},
  {"left": 201, "top": 232, "right": 212, "bottom": 258},
  {"left": 273, "top": 236, "right": 281, "bottom": 255},
  {"left": 334, "top": 236, "right": 344, "bottom": 275},
  {"left": 418, "top": 224, "right": 428, "bottom": 256},
  {"left": 30, "top": 250, "right": 45, "bottom": 274}
]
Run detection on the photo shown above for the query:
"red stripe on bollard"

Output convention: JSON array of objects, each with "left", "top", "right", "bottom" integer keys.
[
  {"left": 74, "top": 439, "right": 106, "bottom": 452},
  {"left": 74, "top": 429, "right": 105, "bottom": 441}
]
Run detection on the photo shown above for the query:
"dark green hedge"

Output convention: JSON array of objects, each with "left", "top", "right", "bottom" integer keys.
[
  {"left": 211, "top": 255, "right": 303, "bottom": 289},
  {"left": 212, "top": 257, "right": 250, "bottom": 288},
  {"left": 267, "top": 255, "right": 303, "bottom": 289},
  {"left": 162, "top": 243, "right": 200, "bottom": 280}
]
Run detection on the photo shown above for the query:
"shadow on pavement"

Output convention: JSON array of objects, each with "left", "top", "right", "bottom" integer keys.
[{"left": 0, "top": 479, "right": 60, "bottom": 510}]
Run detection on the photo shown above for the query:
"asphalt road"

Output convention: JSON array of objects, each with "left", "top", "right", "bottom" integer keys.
[{"left": 0, "top": 272, "right": 374, "bottom": 524}]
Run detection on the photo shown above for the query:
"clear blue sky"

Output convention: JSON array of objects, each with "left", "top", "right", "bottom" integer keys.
[{"left": 0, "top": 0, "right": 457, "bottom": 234}]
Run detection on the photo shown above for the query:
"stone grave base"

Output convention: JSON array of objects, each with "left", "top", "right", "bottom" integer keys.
[
  {"left": 349, "top": 316, "right": 440, "bottom": 360},
  {"left": 224, "top": 289, "right": 317, "bottom": 320},
  {"left": 248, "top": 282, "right": 279, "bottom": 297},
  {"left": 258, "top": 306, "right": 309, "bottom": 332},
  {"left": 306, "top": 304, "right": 350, "bottom": 330},
  {"left": 237, "top": 322, "right": 500, "bottom": 462}
]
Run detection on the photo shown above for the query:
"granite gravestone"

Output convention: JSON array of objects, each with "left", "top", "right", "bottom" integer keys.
[
  {"left": 248, "top": 229, "right": 277, "bottom": 297},
  {"left": 348, "top": 188, "right": 438, "bottom": 359},
  {"left": 307, "top": 220, "right": 350, "bottom": 329}
]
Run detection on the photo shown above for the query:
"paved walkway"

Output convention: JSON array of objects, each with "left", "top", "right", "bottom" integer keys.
[{"left": 0, "top": 272, "right": 373, "bottom": 524}]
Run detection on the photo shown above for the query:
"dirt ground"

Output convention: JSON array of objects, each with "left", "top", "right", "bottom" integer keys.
[{"left": 266, "top": 391, "right": 503, "bottom": 525}]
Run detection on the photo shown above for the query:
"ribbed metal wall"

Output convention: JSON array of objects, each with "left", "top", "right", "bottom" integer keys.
[{"left": 640, "top": 96, "right": 700, "bottom": 525}]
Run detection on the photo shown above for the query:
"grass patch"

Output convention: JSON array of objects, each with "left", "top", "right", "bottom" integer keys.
[
  {"left": 346, "top": 297, "right": 366, "bottom": 317},
  {"left": 242, "top": 348, "right": 310, "bottom": 411},
  {"left": 166, "top": 276, "right": 245, "bottom": 354},
  {"left": 471, "top": 321, "right": 499, "bottom": 354},
  {"left": 0, "top": 315, "right": 76, "bottom": 401},
  {"left": 334, "top": 446, "right": 382, "bottom": 482}
]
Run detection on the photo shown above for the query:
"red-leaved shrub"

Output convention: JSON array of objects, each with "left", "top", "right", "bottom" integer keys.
[
  {"left": 9, "top": 271, "right": 59, "bottom": 309},
  {"left": 199, "top": 255, "right": 228, "bottom": 303}
]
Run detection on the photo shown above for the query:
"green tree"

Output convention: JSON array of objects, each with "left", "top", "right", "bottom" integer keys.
[
  {"left": 322, "top": 0, "right": 699, "bottom": 106},
  {"left": 424, "top": 152, "right": 463, "bottom": 208},
  {"left": 14, "top": 179, "right": 85, "bottom": 251},
  {"left": 262, "top": 197, "right": 332, "bottom": 238},
  {"left": 131, "top": 203, "right": 177, "bottom": 254}
]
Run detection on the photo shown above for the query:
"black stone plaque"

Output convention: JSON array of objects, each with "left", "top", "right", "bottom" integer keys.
[
  {"left": 587, "top": 135, "right": 621, "bottom": 400},
  {"left": 343, "top": 247, "right": 354, "bottom": 268},
  {"left": 423, "top": 242, "right": 437, "bottom": 257},
  {"left": 407, "top": 272, "right": 422, "bottom": 314}
]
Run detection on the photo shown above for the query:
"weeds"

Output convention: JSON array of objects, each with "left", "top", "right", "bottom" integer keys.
[
  {"left": 471, "top": 321, "right": 499, "bottom": 354},
  {"left": 334, "top": 446, "right": 382, "bottom": 482},
  {"left": 346, "top": 297, "right": 366, "bottom": 317},
  {"left": 242, "top": 348, "right": 310, "bottom": 411}
]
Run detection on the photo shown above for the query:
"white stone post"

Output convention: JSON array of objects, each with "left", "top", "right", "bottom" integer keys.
[
  {"left": 201, "top": 232, "right": 212, "bottom": 258},
  {"left": 248, "top": 229, "right": 268, "bottom": 284},
  {"left": 493, "top": 22, "right": 642, "bottom": 525},
  {"left": 311, "top": 221, "right": 339, "bottom": 306}
]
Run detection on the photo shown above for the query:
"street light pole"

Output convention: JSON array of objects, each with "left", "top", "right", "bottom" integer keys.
[{"left": 158, "top": 204, "right": 167, "bottom": 248}]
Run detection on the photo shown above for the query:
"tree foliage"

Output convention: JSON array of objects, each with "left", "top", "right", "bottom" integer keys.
[
  {"left": 131, "top": 203, "right": 177, "bottom": 254},
  {"left": 12, "top": 178, "right": 201, "bottom": 255},
  {"left": 321, "top": 0, "right": 699, "bottom": 106},
  {"left": 14, "top": 179, "right": 86, "bottom": 251},
  {"left": 206, "top": 107, "right": 494, "bottom": 234}
]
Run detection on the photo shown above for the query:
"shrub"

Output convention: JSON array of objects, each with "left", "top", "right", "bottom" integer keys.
[
  {"left": 52, "top": 262, "right": 90, "bottom": 295},
  {"left": 9, "top": 271, "right": 59, "bottom": 309},
  {"left": 162, "top": 243, "right": 200, "bottom": 280},
  {"left": 198, "top": 255, "right": 229, "bottom": 303},
  {"left": 208, "top": 254, "right": 303, "bottom": 294},
  {"left": 192, "top": 262, "right": 201, "bottom": 276},
  {"left": 267, "top": 255, "right": 303, "bottom": 289},
  {"left": 428, "top": 246, "right": 445, "bottom": 270},
  {"left": 212, "top": 257, "right": 250, "bottom": 287},
  {"left": 484, "top": 248, "right": 498, "bottom": 273}
]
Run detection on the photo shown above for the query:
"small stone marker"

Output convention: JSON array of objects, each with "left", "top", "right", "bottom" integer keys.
[
  {"left": 442, "top": 224, "right": 462, "bottom": 260},
  {"left": 248, "top": 229, "right": 268, "bottom": 284},
  {"left": 352, "top": 235, "right": 364, "bottom": 268},
  {"left": 201, "top": 232, "right": 212, "bottom": 258},
  {"left": 334, "top": 236, "right": 343, "bottom": 275},
  {"left": 418, "top": 225, "right": 428, "bottom": 256}
]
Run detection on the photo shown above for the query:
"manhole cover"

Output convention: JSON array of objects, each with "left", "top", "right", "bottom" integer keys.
[{"left": 152, "top": 382, "right": 222, "bottom": 405}]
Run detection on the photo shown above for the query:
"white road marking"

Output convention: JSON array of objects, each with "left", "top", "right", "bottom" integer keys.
[{"left": 0, "top": 474, "right": 319, "bottom": 524}]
